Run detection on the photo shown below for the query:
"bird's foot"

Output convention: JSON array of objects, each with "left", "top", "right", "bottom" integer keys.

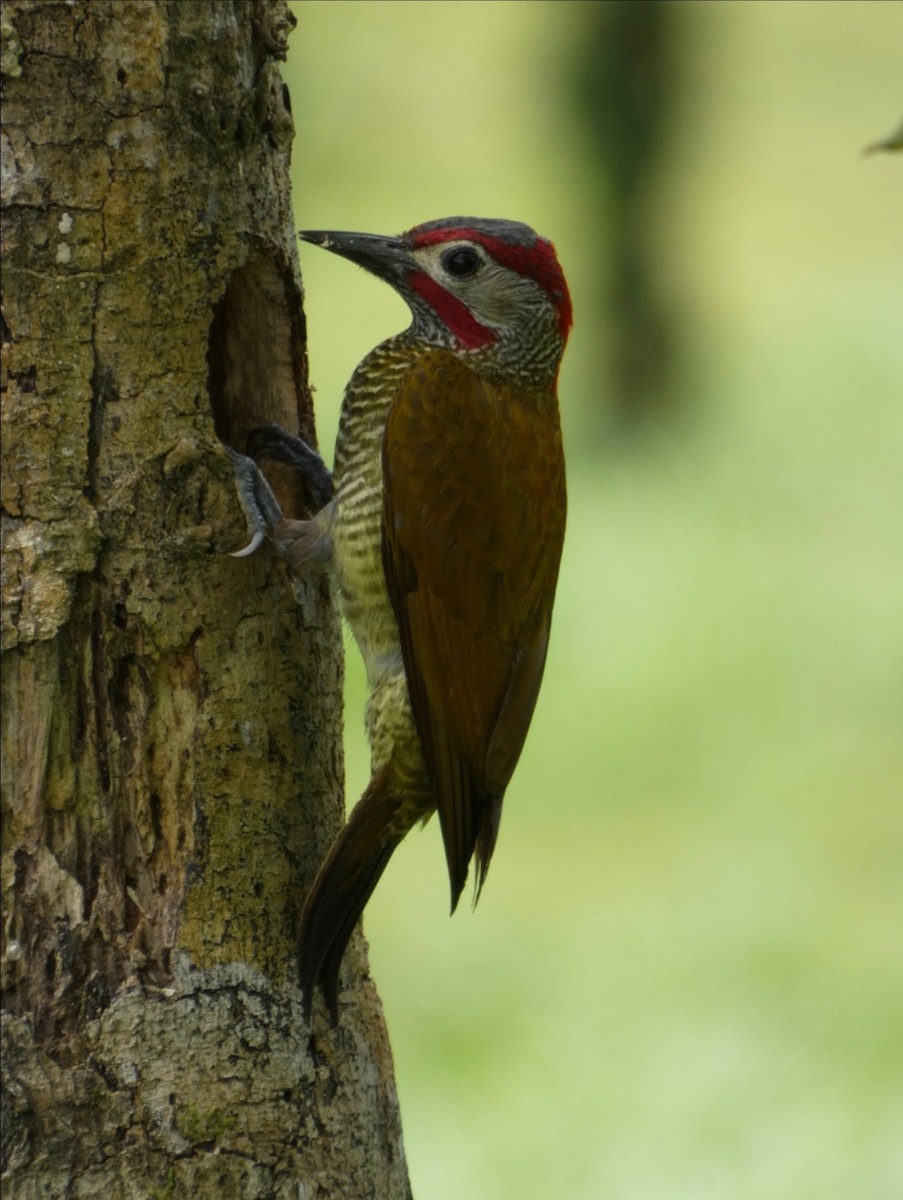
[
  {"left": 227, "top": 447, "right": 283, "bottom": 558},
  {"left": 247, "top": 424, "right": 334, "bottom": 510},
  {"left": 227, "top": 445, "right": 334, "bottom": 573}
]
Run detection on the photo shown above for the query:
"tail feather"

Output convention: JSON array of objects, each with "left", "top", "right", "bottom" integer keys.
[
  {"left": 473, "top": 793, "right": 503, "bottom": 903},
  {"left": 298, "top": 767, "right": 408, "bottom": 1022}
]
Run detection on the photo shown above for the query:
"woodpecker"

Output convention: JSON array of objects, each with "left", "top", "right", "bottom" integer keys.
[{"left": 231, "top": 216, "right": 571, "bottom": 1019}]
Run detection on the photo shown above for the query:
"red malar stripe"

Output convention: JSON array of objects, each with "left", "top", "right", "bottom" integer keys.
[{"left": 408, "top": 273, "right": 498, "bottom": 351}]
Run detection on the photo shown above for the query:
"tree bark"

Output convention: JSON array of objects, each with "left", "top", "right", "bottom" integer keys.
[{"left": 0, "top": 2, "right": 410, "bottom": 1196}]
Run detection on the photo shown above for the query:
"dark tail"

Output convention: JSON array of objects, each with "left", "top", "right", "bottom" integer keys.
[{"left": 298, "top": 767, "right": 409, "bottom": 1022}]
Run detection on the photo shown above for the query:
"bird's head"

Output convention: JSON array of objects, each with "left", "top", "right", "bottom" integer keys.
[{"left": 300, "top": 217, "right": 572, "bottom": 386}]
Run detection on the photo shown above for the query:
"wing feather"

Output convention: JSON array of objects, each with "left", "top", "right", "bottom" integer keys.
[{"left": 382, "top": 349, "right": 566, "bottom": 906}]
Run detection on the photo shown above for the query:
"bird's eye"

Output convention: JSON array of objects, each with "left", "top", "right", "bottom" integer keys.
[{"left": 442, "top": 247, "right": 481, "bottom": 279}]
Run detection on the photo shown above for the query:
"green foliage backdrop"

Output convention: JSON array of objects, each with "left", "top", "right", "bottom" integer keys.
[{"left": 285, "top": 3, "right": 902, "bottom": 1197}]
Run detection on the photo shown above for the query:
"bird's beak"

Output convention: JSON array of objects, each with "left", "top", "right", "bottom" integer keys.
[{"left": 299, "top": 229, "right": 413, "bottom": 283}]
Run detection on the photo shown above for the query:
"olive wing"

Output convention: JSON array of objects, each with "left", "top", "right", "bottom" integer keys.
[{"left": 382, "top": 349, "right": 566, "bottom": 905}]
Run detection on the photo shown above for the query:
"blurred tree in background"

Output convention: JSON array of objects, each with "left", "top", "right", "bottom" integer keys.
[{"left": 574, "top": 0, "right": 680, "bottom": 434}]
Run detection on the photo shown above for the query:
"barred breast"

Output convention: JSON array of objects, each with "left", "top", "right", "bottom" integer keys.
[{"left": 330, "top": 335, "right": 415, "bottom": 691}]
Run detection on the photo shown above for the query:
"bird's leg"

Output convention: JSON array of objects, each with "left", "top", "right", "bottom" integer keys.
[{"left": 227, "top": 445, "right": 333, "bottom": 573}]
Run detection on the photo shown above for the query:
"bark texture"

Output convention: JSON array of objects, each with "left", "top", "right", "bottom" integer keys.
[{"left": 0, "top": 2, "right": 410, "bottom": 1196}]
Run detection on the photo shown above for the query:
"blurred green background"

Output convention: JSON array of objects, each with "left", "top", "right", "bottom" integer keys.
[{"left": 284, "top": 2, "right": 902, "bottom": 1197}]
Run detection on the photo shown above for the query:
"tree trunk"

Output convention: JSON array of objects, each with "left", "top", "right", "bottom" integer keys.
[
  {"left": 573, "top": 0, "right": 678, "bottom": 433},
  {"left": 0, "top": 2, "right": 410, "bottom": 1196}
]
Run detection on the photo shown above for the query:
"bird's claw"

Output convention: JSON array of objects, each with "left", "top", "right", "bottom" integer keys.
[
  {"left": 227, "top": 447, "right": 283, "bottom": 558},
  {"left": 230, "top": 528, "right": 265, "bottom": 559}
]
